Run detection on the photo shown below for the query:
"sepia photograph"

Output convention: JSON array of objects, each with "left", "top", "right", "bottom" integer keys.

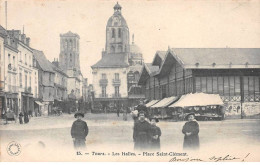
[{"left": 0, "top": 0, "right": 260, "bottom": 162}]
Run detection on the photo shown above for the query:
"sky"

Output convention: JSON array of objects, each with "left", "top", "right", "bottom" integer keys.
[{"left": 0, "top": 0, "right": 259, "bottom": 83}]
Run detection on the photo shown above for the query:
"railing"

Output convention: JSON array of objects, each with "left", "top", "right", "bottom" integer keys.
[
  {"left": 8, "top": 85, "right": 19, "bottom": 93},
  {"left": 112, "top": 94, "right": 121, "bottom": 98},
  {"left": 99, "top": 79, "right": 108, "bottom": 86},
  {"left": 24, "top": 87, "right": 32, "bottom": 93},
  {"left": 112, "top": 79, "right": 121, "bottom": 85}
]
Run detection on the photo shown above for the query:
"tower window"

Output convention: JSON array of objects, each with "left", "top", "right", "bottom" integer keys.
[
  {"left": 111, "top": 46, "right": 115, "bottom": 53},
  {"left": 118, "top": 28, "right": 121, "bottom": 38},
  {"left": 112, "top": 28, "right": 115, "bottom": 38}
]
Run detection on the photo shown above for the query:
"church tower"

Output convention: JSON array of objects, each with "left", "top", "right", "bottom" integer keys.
[
  {"left": 105, "top": 2, "right": 130, "bottom": 54},
  {"left": 59, "top": 31, "right": 80, "bottom": 73}
]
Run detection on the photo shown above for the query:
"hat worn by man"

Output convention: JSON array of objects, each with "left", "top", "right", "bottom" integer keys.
[
  {"left": 185, "top": 112, "right": 195, "bottom": 119},
  {"left": 74, "top": 112, "right": 84, "bottom": 118},
  {"left": 138, "top": 110, "right": 146, "bottom": 117},
  {"left": 149, "top": 117, "right": 159, "bottom": 123}
]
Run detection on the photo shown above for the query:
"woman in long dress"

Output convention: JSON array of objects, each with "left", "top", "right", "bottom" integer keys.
[{"left": 182, "top": 113, "right": 200, "bottom": 150}]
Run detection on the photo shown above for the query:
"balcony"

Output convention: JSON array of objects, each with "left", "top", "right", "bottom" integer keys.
[
  {"left": 99, "top": 79, "right": 108, "bottom": 86},
  {"left": 24, "top": 87, "right": 32, "bottom": 93},
  {"left": 112, "top": 79, "right": 121, "bottom": 86},
  {"left": 8, "top": 85, "right": 19, "bottom": 93},
  {"left": 112, "top": 94, "right": 121, "bottom": 98},
  {"left": 99, "top": 94, "right": 108, "bottom": 98}
]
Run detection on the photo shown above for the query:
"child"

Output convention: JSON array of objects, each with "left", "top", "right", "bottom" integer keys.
[
  {"left": 182, "top": 113, "right": 200, "bottom": 150},
  {"left": 149, "top": 117, "right": 161, "bottom": 150},
  {"left": 71, "top": 112, "right": 89, "bottom": 150}
]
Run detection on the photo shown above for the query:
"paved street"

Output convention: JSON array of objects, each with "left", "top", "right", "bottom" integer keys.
[{"left": 1, "top": 113, "right": 260, "bottom": 161}]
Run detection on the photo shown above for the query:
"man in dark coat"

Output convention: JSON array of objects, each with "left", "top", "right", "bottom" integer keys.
[
  {"left": 71, "top": 112, "right": 89, "bottom": 150},
  {"left": 133, "top": 111, "right": 152, "bottom": 151},
  {"left": 150, "top": 118, "right": 161, "bottom": 150},
  {"left": 182, "top": 113, "right": 200, "bottom": 150},
  {"left": 24, "top": 111, "right": 29, "bottom": 124}
]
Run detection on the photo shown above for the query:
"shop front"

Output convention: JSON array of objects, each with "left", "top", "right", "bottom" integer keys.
[{"left": 169, "top": 93, "right": 225, "bottom": 121}]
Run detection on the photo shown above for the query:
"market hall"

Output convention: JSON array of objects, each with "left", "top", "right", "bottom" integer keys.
[{"left": 138, "top": 48, "right": 260, "bottom": 120}]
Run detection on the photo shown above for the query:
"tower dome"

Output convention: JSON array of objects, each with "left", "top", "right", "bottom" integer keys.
[{"left": 106, "top": 2, "right": 128, "bottom": 27}]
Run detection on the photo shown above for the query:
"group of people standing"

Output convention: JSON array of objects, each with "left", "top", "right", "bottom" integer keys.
[
  {"left": 132, "top": 101, "right": 200, "bottom": 151},
  {"left": 70, "top": 101, "right": 200, "bottom": 151}
]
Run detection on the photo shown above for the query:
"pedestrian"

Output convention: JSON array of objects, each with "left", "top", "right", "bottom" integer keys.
[
  {"left": 123, "top": 107, "right": 127, "bottom": 121},
  {"left": 149, "top": 117, "right": 161, "bottom": 150},
  {"left": 24, "top": 111, "right": 29, "bottom": 124},
  {"left": 71, "top": 111, "right": 89, "bottom": 150},
  {"left": 117, "top": 105, "right": 120, "bottom": 117},
  {"left": 19, "top": 112, "right": 24, "bottom": 124},
  {"left": 29, "top": 109, "right": 33, "bottom": 117},
  {"left": 182, "top": 113, "right": 200, "bottom": 150},
  {"left": 136, "top": 100, "right": 149, "bottom": 118},
  {"left": 133, "top": 111, "right": 152, "bottom": 151}
]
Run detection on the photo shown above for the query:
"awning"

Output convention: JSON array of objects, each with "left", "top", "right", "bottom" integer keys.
[
  {"left": 169, "top": 93, "right": 224, "bottom": 108},
  {"left": 151, "top": 96, "right": 178, "bottom": 108},
  {"left": 146, "top": 100, "right": 159, "bottom": 107},
  {"left": 35, "top": 101, "right": 44, "bottom": 106}
]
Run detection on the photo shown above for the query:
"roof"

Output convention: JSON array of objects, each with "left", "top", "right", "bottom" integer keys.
[
  {"left": 60, "top": 31, "right": 80, "bottom": 38},
  {"left": 146, "top": 100, "right": 159, "bottom": 107},
  {"left": 128, "top": 65, "right": 143, "bottom": 73},
  {"left": 152, "top": 51, "right": 167, "bottom": 66},
  {"left": 157, "top": 51, "right": 167, "bottom": 60},
  {"left": 151, "top": 96, "right": 178, "bottom": 108},
  {"left": 91, "top": 54, "right": 129, "bottom": 68},
  {"left": 51, "top": 62, "right": 68, "bottom": 77},
  {"left": 137, "top": 63, "right": 160, "bottom": 85},
  {"left": 32, "top": 49, "right": 54, "bottom": 73},
  {"left": 146, "top": 63, "right": 160, "bottom": 74},
  {"left": 107, "top": 15, "right": 128, "bottom": 27},
  {"left": 169, "top": 93, "right": 224, "bottom": 107},
  {"left": 0, "top": 25, "right": 8, "bottom": 37},
  {"left": 170, "top": 48, "right": 260, "bottom": 69},
  {"left": 114, "top": 2, "right": 122, "bottom": 10},
  {"left": 130, "top": 43, "right": 142, "bottom": 54}
]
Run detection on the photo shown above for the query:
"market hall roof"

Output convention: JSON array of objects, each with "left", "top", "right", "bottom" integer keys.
[
  {"left": 156, "top": 48, "right": 260, "bottom": 77},
  {"left": 138, "top": 63, "right": 160, "bottom": 85},
  {"left": 32, "top": 49, "right": 55, "bottom": 73},
  {"left": 91, "top": 53, "right": 129, "bottom": 68},
  {"left": 170, "top": 48, "right": 260, "bottom": 69},
  {"left": 152, "top": 51, "right": 167, "bottom": 67}
]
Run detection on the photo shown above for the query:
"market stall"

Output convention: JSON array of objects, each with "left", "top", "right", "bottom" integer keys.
[
  {"left": 169, "top": 93, "right": 224, "bottom": 121},
  {"left": 150, "top": 96, "right": 178, "bottom": 119}
]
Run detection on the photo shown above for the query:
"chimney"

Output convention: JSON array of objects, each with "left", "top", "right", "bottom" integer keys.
[{"left": 26, "top": 37, "right": 30, "bottom": 46}]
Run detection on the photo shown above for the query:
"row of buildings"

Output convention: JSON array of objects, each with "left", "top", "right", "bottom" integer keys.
[{"left": 0, "top": 25, "right": 89, "bottom": 116}]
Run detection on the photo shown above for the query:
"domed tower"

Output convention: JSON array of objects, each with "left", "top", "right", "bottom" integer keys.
[
  {"left": 105, "top": 2, "right": 130, "bottom": 54},
  {"left": 129, "top": 34, "right": 143, "bottom": 66}
]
